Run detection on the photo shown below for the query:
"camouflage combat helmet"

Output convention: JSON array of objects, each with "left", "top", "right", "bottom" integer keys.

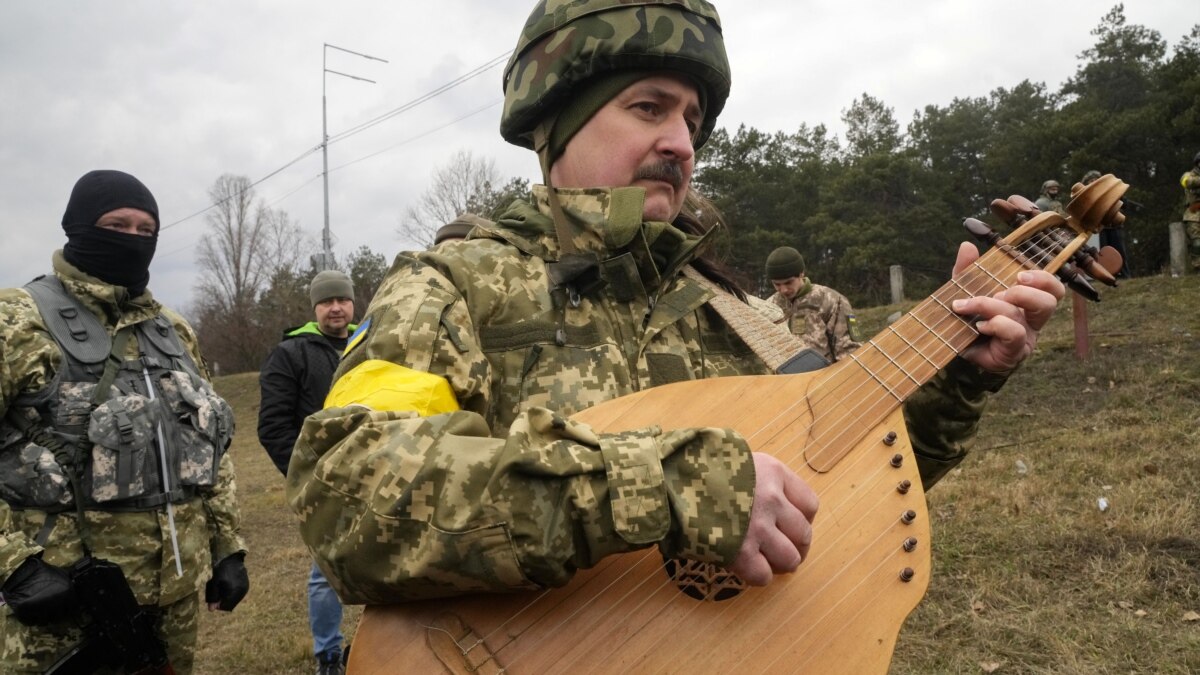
[
  {"left": 1041, "top": 179, "right": 1060, "bottom": 193},
  {"left": 500, "top": 0, "right": 731, "bottom": 152},
  {"left": 1081, "top": 170, "right": 1102, "bottom": 185}
]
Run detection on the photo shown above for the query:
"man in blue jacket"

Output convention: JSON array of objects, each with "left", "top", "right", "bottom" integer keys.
[{"left": 257, "top": 269, "right": 355, "bottom": 675}]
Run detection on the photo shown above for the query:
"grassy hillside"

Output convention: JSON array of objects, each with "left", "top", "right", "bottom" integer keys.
[{"left": 196, "top": 274, "right": 1200, "bottom": 674}]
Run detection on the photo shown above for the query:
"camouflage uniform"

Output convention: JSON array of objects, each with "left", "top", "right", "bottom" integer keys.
[
  {"left": 768, "top": 281, "right": 861, "bottom": 363},
  {"left": 287, "top": 187, "right": 1006, "bottom": 604},
  {"left": 0, "top": 252, "right": 246, "bottom": 674},
  {"left": 1034, "top": 180, "right": 1067, "bottom": 217},
  {"left": 1181, "top": 167, "right": 1200, "bottom": 269}
]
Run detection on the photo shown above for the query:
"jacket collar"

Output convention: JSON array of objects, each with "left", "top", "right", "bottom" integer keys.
[
  {"left": 51, "top": 249, "right": 161, "bottom": 329},
  {"left": 484, "top": 186, "right": 714, "bottom": 292}
]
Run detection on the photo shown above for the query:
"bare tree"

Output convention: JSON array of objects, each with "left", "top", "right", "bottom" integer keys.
[
  {"left": 398, "top": 150, "right": 509, "bottom": 247},
  {"left": 196, "top": 174, "right": 269, "bottom": 313},
  {"left": 193, "top": 174, "right": 308, "bottom": 372}
]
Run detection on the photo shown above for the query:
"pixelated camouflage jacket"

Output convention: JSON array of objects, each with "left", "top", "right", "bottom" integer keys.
[
  {"left": 768, "top": 282, "right": 861, "bottom": 363},
  {"left": 288, "top": 186, "right": 762, "bottom": 603},
  {"left": 0, "top": 252, "right": 246, "bottom": 606}
]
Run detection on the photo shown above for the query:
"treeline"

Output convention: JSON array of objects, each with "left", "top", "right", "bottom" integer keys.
[
  {"left": 190, "top": 175, "right": 390, "bottom": 375},
  {"left": 694, "top": 6, "right": 1200, "bottom": 305}
]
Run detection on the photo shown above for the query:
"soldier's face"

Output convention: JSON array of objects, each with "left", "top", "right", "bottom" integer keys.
[
  {"left": 95, "top": 208, "right": 157, "bottom": 237},
  {"left": 315, "top": 297, "right": 354, "bottom": 337},
  {"left": 550, "top": 73, "right": 702, "bottom": 222},
  {"left": 772, "top": 275, "right": 806, "bottom": 300}
]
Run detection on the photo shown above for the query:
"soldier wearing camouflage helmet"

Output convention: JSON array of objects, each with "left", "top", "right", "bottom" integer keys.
[
  {"left": 765, "top": 246, "right": 861, "bottom": 363},
  {"left": 1035, "top": 179, "right": 1067, "bottom": 216},
  {"left": 0, "top": 170, "right": 248, "bottom": 673},
  {"left": 1181, "top": 151, "right": 1200, "bottom": 269},
  {"left": 286, "top": 0, "right": 1063, "bottom": 607}
]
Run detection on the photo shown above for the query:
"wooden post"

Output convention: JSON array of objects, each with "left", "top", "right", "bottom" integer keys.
[
  {"left": 890, "top": 265, "right": 905, "bottom": 305},
  {"left": 1072, "top": 291, "right": 1089, "bottom": 360},
  {"left": 1168, "top": 222, "right": 1188, "bottom": 277}
]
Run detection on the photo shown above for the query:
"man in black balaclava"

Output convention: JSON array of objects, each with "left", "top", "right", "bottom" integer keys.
[
  {"left": 0, "top": 170, "right": 249, "bottom": 673},
  {"left": 61, "top": 169, "right": 160, "bottom": 296}
]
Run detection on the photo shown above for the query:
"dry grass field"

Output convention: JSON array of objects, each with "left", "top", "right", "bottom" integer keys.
[{"left": 196, "top": 273, "right": 1199, "bottom": 674}]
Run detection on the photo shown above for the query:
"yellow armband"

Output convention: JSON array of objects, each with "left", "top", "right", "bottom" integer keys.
[{"left": 324, "top": 359, "right": 460, "bottom": 416}]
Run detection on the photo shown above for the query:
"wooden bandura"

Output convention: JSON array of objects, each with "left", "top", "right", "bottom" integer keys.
[{"left": 347, "top": 177, "right": 1128, "bottom": 674}]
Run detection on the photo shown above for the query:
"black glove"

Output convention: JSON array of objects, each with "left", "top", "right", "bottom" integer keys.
[
  {"left": 1, "top": 555, "right": 77, "bottom": 625},
  {"left": 204, "top": 552, "right": 248, "bottom": 612}
]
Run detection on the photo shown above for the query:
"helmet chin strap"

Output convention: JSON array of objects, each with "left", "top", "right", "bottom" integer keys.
[
  {"left": 533, "top": 119, "right": 606, "bottom": 304},
  {"left": 533, "top": 119, "right": 580, "bottom": 259}
]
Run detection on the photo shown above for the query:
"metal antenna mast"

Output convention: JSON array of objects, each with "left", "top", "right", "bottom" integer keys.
[{"left": 320, "top": 42, "right": 387, "bottom": 270}]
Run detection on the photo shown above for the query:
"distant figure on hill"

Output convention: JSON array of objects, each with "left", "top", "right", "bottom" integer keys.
[
  {"left": 257, "top": 270, "right": 357, "bottom": 675},
  {"left": 1181, "top": 152, "right": 1200, "bottom": 271},
  {"left": 1035, "top": 180, "right": 1067, "bottom": 216}
]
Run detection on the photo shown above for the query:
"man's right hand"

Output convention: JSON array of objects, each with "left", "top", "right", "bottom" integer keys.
[
  {"left": 728, "top": 452, "right": 818, "bottom": 585},
  {"left": 1, "top": 555, "right": 77, "bottom": 625}
]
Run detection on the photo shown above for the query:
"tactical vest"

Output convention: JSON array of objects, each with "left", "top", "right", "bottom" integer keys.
[{"left": 0, "top": 276, "right": 233, "bottom": 513}]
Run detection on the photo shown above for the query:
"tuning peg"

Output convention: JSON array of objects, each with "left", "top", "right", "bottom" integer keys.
[
  {"left": 1006, "top": 195, "right": 1039, "bottom": 217},
  {"left": 989, "top": 199, "right": 1024, "bottom": 228},
  {"left": 964, "top": 217, "right": 1002, "bottom": 246},
  {"left": 1095, "top": 246, "right": 1124, "bottom": 278},
  {"left": 1057, "top": 262, "right": 1101, "bottom": 302},
  {"left": 1073, "top": 249, "right": 1118, "bottom": 287}
]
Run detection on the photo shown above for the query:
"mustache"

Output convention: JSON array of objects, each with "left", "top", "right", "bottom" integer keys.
[{"left": 633, "top": 161, "right": 684, "bottom": 189}]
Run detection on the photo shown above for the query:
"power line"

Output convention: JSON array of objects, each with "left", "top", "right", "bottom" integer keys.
[
  {"left": 326, "top": 51, "right": 510, "bottom": 147},
  {"left": 330, "top": 100, "right": 502, "bottom": 173},
  {"left": 160, "top": 143, "right": 322, "bottom": 230},
  {"left": 159, "top": 50, "right": 512, "bottom": 232}
]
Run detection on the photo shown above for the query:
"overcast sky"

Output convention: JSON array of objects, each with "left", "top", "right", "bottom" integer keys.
[{"left": 1, "top": 1, "right": 1193, "bottom": 314}]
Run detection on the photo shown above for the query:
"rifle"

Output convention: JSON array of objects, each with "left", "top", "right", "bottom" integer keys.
[{"left": 45, "top": 557, "right": 175, "bottom": 675}]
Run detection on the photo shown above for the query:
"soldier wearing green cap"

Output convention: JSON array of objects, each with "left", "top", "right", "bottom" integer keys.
[
  {"left": 764, "top": 246, "right": 861, "bottom": 362},
  {"left": 258, "top": 269, "right": 357, "bottom": 674},
  {"left": 286, "top": 0, "right": 1065, "bottom": 605}
]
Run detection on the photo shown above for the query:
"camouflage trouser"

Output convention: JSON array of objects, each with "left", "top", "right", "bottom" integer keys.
[{"left": 0, "top": 590, "right": 199, "bottom": 674}]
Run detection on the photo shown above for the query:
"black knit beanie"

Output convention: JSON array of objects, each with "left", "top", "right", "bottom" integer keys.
[
  {"left": 61, "top": 170, "right": 159, "bottom": 231},
  {"left": 765, "top": 246, "right": 805, "bottom": 280}
]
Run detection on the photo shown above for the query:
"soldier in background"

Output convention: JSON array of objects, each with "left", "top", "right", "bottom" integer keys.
[
  {"left": 257, "top": 270, "right": 357, "bottom": 675},
  {"left": 1181, "top": 152, "right": 1200, "bottom": 270},
  {"left": 0, "top": 170, "right": 247, "bottom": 673},
  {"left": 1035, "top": 179, "right": 1067, "bottom": 216},
  {"left": 764, "top": 246, "right": 860, "bottom": 363},
  {"left": 286, "top": 0, "right": 1064, "bottom": 607}
]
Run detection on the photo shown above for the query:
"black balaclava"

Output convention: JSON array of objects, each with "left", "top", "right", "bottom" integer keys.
[{"left": 61, "top": 170, "right": 160, "bottom": 296}]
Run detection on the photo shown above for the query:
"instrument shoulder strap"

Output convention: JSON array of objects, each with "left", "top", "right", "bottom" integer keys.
[{"left": 681, "top": 266, "right": 827, "bottom": 373}]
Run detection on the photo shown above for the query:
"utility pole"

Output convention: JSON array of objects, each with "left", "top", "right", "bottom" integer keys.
[{"left": 319, "top": 42, "right": 387, "bottom": 271}]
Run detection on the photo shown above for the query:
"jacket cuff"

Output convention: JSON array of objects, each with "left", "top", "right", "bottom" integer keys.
[{"left": 658, "top": 427, "right": 755, "bottom": 568}]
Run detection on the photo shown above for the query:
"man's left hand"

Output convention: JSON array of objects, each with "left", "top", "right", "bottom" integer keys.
[
  {"left": 205, "top": 552, "right": 249, "bottom": 612},
  {"left": 950, "top": 242, "right": 1065, "bottom": 373}
]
